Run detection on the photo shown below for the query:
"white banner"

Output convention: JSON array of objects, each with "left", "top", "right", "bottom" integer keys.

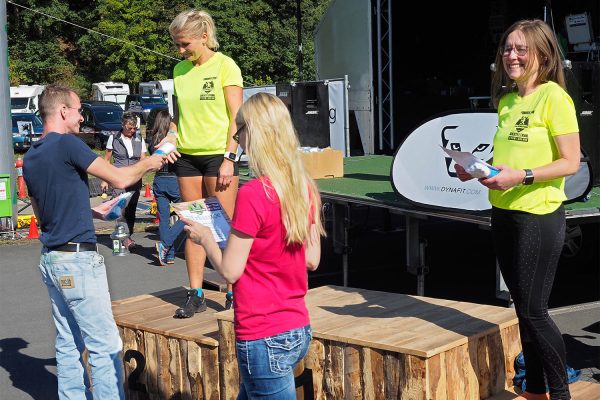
[
  {"left": 391, "top": 112, "right": 497, "bottom": 211},
  {"left": 327, "top": 80, "right": 347, "bottom": 155}
]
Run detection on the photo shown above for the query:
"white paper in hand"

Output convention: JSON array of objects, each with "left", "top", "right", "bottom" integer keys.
[
  {"left": 91, "top": 192, "right": 134, "bottom": 220},
  {"left": 172, "top": 197, "right": 231, "bottom": 249},
  {"left": 440, "top": 146, "right": 499, "bottom": 178}
]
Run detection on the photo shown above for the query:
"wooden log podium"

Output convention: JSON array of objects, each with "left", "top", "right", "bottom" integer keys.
[
  {"left": 112, "top": 287, "right": 227, "bottom": 399},
  {"left": 113, "top": 285, "right": 522, "bottom": 399},
  {"left": 217, "top": 285, "right": 522, "bottom": 400}
]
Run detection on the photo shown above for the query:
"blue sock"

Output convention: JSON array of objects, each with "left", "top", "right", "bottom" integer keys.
[{"left": 193, "top": 288, "right": 203, "bottom": 297}]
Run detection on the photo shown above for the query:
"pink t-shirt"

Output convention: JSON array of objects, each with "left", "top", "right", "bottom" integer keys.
[{"left": 231, "top": 178, "right": 310, "bottom": 340}]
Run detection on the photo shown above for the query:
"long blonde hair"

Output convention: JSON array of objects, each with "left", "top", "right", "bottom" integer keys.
[
  {"left": 169, "top": 9, "right": 219, "bottom": 50},
  {"left": 491, "top": 19, "right": 566, "bottom": 107},
  {"left": 237, "top": 93, "right": 325, "bottom": 245}
]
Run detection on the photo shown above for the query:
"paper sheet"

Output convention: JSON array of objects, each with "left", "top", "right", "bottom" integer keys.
[
  {"left": 172, "top": 197, "right": 231, "bottom": 249},
  {"left": 440, "top": 146, "right": 499, "bottom": 178}
]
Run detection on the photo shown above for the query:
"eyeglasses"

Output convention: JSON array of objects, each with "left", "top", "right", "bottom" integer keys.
[{"left": 502, "top": 45, "right": 528, "bottom": 57}]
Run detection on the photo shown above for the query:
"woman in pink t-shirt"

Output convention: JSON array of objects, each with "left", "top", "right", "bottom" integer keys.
[{"left": 182, "top": 92, "right": 325, "bottom": 399}]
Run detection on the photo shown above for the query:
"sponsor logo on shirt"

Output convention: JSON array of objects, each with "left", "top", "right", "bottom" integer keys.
[
  {"left": 200, "top": 78, "right": 216, "bottom": 101},
  {"left": 508, "top": 111, "right": 532, "bottom": 142}
]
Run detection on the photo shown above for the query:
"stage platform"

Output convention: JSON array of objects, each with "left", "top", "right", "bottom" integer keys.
[
  {"left": 112, "top": 285, "right": 529, "bottom": 399},
  {"left": 243, "top": 156, "right": 600, "bottom": 295}
]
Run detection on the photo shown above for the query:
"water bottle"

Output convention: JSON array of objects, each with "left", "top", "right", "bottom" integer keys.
[{"left": 154, "top": 142, "right": 176, "bottom": 156}]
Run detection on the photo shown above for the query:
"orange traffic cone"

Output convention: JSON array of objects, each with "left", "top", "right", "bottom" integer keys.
[
  {"left": 15, "top": 158, "right": 27, "bottom": 198},
  {"left": 144, "top": 183, "right": 152, "bottom": 198},
  {"left": 27, "top": 216, "right": 40, "bottom": 239},
  {"left": 17, "top": 175, "right": 27, "bottom": 198}
]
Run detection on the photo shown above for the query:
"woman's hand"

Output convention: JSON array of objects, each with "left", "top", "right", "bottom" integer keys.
[
  {"left": 479, "top": 165, "right": 524, "bottom": 191},
  {"left": 454, "top": 164, "right": 474, "bottom": 181},
  {"left": 100, "top": 181, "right": 109, "bottom": 192},
  {"left": 218, "top": 160, "right": 235, "bottom": 190},
  {"left": 181, "top": 217, "right": 214, "bottom": 247}
]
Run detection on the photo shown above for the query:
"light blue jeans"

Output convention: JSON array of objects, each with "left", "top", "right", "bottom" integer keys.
[
  {"left": 236, "top": 325, "right": 312, "bottom": 399},
  {"left": 39, "top": 249, "right": 125, "bottom": 400}
]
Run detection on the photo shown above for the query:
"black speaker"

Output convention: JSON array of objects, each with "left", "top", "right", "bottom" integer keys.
[
  {"left": 276, "top": 82, "right": 330, "bottom": 148},
  {"left": 275, "top": 83, "right": 293, "bottom": 115},
  {"left": 566, "top": 61, "right": 600, "bottom": 186}
]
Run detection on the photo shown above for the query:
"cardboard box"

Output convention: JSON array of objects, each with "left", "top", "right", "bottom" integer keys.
[{"left": 300, "top": 148, "right": 344, "bottom": 179}]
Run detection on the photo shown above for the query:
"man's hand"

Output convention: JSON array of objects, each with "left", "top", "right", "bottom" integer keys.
[{"left": 148, "top": 154, "right": 169, "bottom": 171}]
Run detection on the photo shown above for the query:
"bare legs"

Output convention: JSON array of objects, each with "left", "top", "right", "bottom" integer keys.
[{"left": 179, "top": 176, "right": 238, "bottom": 296}]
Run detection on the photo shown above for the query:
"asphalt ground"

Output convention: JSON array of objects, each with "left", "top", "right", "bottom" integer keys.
[{"left": 0, "top": 196, "right": 598, "bottom": 399}]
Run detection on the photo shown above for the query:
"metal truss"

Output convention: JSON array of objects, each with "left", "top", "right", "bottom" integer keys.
[{"left": 376, "top": 0, "right": 394, "bottom": 153}]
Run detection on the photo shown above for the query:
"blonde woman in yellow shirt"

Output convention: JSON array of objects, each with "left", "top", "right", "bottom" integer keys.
[{"left": 165, "top": 9, "right": 242, "bottom": 316}]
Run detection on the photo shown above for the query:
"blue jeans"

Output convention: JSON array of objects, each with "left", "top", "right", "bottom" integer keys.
[
  {"left": 153, "top": 175, "right": 185, "bottom": 258},
  {"left": 39, "top": 249, "right": 125, "bottom": 400},
  {"left": 236, "top": 325, "right": 312, "bottom": 399}
]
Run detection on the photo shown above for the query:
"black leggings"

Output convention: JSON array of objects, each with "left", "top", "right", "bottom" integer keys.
[{"left": 492, "top": 205, "right": 569, "bottom": 399}]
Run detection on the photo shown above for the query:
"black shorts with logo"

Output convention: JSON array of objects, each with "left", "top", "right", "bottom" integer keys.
[{"left": 175, "top": 153, "right": 239, "bottom": 177}]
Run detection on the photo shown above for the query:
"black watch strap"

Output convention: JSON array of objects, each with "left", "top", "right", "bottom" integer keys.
[{"left": 522, "top": 169, "right": 534, "bottom": 185}]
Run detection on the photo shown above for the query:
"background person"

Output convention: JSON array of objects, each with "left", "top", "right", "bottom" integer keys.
[
  {"left": 101, "top": 112, "right": 148, "bottom": 249},
  {"left": 149, "top": 109, "right": 185, "bottom": 265},
  {"left": 23, "top": 84, "right": 168, "bottom": 399},
  {"left": 166, "top": 9, "right": 243, "bottom": 316},
  {"left": 182, "top": 93, "right": 325, "bottom": 399},
  {"left": 456, "top": 19, "right": 580, "bottom": 400}
]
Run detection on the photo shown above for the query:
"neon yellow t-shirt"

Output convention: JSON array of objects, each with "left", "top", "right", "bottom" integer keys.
[
  {"left": 490, "top": 81, "right": 578, "bottom": 214},
  {"left": 173, "top": 52, "right": 243, "bottom": 155}
]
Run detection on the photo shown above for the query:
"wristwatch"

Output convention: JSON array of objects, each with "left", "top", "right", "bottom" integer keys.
[
  {"left": 223, "top": 151, "right": 237, "bottom": 163},
  {"left": 522, "top": 169, "right": 534, "bottom": 185}
]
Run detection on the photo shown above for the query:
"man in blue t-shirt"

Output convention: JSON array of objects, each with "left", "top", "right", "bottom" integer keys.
[{"left": 23, "top": 85, "right": 169, "bottom": 399}]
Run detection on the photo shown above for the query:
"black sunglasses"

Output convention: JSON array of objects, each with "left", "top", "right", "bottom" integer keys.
[{"left": 233, "top": 123, "right": 245, "bottom": 144}]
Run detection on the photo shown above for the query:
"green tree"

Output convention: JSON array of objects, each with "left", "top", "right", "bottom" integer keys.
[
  {"left": 7, "top": 0, "right": 332, "bottom": 94},
  {"left": 6, "top": 0, "right": 92, "bottom": 95}
]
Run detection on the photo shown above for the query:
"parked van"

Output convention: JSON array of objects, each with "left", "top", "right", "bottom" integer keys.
[
  {"left": 139, "top": 79, "right": 174, "bottom": 115},
  {"left": 91, "top": 82, "right": 130, "bottom": 110},
  {"left": 10, "top": 85, "right": 46, "bottom": 113}
]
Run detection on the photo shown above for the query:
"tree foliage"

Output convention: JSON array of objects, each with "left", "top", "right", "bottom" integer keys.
[{"left": 7, "top": 0, "right": 331, "bottom": 97}]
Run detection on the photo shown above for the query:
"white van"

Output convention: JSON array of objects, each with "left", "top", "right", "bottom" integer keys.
[
  {"left": 10, "top": 85, "right": 46, "bottom": 113},
  {"left": 91, "top": 82, "right": 130, "bottom": 110},
  {"left": 139, "top": 80, "right": 174, "bottom": 116}
]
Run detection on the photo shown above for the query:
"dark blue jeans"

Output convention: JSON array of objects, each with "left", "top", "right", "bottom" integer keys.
[
  {"left": 236, "top": 325, "right": 312, "bottom": 399},
  {"left": 152, "top": 175, "right": 185, "bottom": 258}
]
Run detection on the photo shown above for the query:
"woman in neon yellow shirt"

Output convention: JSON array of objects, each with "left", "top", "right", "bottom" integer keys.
[
  {"left": 166, "top": 9, "right": 241, "bottom": 316},
  {"left": 457, "top": 20, "right": 580, "bottom": 400}
]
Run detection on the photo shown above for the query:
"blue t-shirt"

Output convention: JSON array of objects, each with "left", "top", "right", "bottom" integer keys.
[{"left": 23, "top": 133, "right": 98, "bottom": 247}]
